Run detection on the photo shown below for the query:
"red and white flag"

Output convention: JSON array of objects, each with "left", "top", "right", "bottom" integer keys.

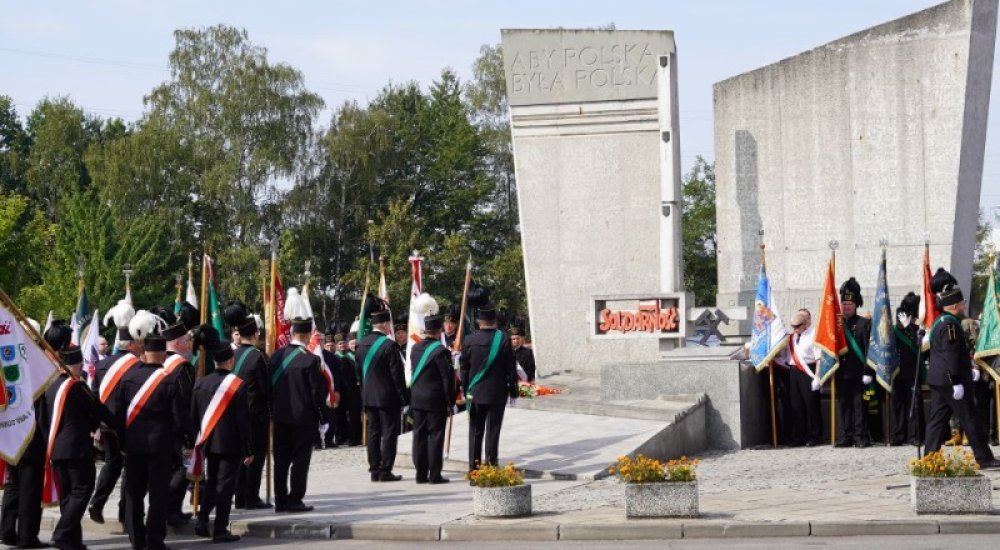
[{"left": 405, "top": 253, "right": 424, "bottom": 386}]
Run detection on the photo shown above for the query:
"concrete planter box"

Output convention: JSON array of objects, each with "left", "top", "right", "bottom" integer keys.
[
  {"left": 911, "top": 475, "right": 992, "bottom": 514},
  {"left": 473, "top": 484, "right": 532, "bottom": 518},
  {"left": 625, "top": 480, "right": 699, "bottom": 518}
]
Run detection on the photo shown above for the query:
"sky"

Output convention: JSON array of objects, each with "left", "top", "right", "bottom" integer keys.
[{"left": 3, "top": 0, "right": 999, "bottom": 228}]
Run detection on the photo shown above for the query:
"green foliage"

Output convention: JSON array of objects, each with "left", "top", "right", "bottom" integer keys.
[
  {"left": 970, "top": 209, "right": 992, "bottom": 317},
  {"left": 682, "top": 157, "right": 718, "bottom": 306},
  {"left": 0, "top": 192, "right": 55, "bottom": 303},
  {"left": 0, "top": 96, "right": 30, "bottom": 195}
]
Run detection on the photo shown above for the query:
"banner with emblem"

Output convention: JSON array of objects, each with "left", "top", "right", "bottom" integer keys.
[
  {"left": 974, "top": 259, "right": 1000, "bottom": 380},
  {"left": 750, "top": 264, "right": 787, "bottom": 371},
  {"left": 0, "top": 290, "right": 61, "bottom": 465},
  {"left": 815, "top": 256, "right": 847, "bottom": 384},
  {"left": 868, "top": 249, "right": 898, "bottom": 391},
  {"left": 920, "top": 243, "right": 939, "bottom": 351}
]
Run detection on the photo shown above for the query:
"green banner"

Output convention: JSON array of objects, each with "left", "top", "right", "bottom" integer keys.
[{"left": 975, "top": 263, "right": 1000, "bottom": 380}]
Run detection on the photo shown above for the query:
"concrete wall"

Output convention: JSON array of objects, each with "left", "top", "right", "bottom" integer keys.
[
  {"left": 714, "top": 0, "right": 998, "bottom": 323},
  {"left": 502, "top": 29, "right": 676, "bottom": 373}
]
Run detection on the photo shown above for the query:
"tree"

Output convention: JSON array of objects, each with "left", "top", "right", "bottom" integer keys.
[
  {"left": 970, "top": 209, "right": 992, "bottom": 317},
  {"left": 0, "top": 191, "right": 54, "bottom": 304},
  {"left": 23, "top": 98, "right": 90, "bottom": 219},
  {"left": 682, "top": 156, "right": 717, "bottom": 306},
  {"left": 0, "top": 96, "right": 30, "bottom": 196}
]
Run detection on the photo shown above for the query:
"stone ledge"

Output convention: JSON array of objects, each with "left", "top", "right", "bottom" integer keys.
[
  {"left": 336, "top": 523, "right": 440, "bottom": 541},
  {"left": 559, "top": 522, "right": 683, "bottom": 540},
  {"left": 441, "top": 522, "right": 559, "bottom": 541},
  {"left": 810, "top": 520, "right": 940, "bottom": 537}
]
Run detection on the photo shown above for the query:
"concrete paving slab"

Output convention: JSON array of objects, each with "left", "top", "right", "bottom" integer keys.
[{"left": 810, "top": 520, "right": 940, "bottom": 537}]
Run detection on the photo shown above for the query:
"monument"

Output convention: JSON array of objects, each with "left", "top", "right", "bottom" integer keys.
[
  {"left": 501, "top": 29, "right": 685, "bottom": 375},
  {"left": 714, "top": 0, "right": 998, "bottom": 323}
]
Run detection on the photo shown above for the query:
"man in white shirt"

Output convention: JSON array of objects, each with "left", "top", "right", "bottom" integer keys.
[{"left": 779, "top": 309, "right": 823, "bottom": 446}]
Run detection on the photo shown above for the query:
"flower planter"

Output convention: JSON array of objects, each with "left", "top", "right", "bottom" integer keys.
[
  {"left": 473, "top": 484, "right": 532, "bottom": 518},
  {"left": 910, "top": 475, "right": 992, "bottom": 514},
  {"left": 625, "top": 480, "right": 699, "bottom": 518}
]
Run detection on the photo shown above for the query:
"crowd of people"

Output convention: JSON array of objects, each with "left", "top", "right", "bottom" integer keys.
[{"left": 1, "top": 286, "right": 536, "bottom": 550}]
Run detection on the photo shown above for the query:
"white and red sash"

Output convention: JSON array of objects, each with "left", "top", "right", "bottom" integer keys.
[
  {"left": 99, "top": 354, "right": 140, "bottom": 404},
  {"left": 42, "top": 378, "right": 77, "bottom": 505},
  {"left": 163, "top": 354, "right": 187, "bottom": 375},
  {"left": 125, "top": 369, "right": 169, "bottom": 428},
  {"left": 187, "top": 374, "right": 244, "bottom": 479},
  {"left": 788, "top": 336, "right": 815, "bottom": 378}
]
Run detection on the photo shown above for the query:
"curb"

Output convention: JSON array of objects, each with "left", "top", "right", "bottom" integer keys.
[{"left": 77, "top": 517, "right": 1000, "bottom": 541}]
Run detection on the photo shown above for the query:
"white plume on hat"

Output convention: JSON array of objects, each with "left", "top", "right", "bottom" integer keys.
[
  {"left": 283, "top": 287, "right": 311, "bottom": 321},
  {"left": 349, "top": 319, "right": 359, "bottom": 334},
  {"left": 413, "top": 293, "right": 439, "bottom": 316},
  {"left": 128, "top": 310, "right": 167, "bottom": 342},
  {"left": 252, "top": 313, "right": 263, "bottom": 331},
  {"left": 104, "top": 300, "right": 136, "bottom": 328}
]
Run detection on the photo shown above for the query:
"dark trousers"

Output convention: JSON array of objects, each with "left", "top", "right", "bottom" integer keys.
[
  {"left": 313, "top": 406, "right": 336, "bottom": 448},
  {"left": 469, "top": 402, "right": 506, "bottom": 470},
  {"left": 788, "top": 367, "right": 822, "bottom": 445},
  {"left": 273, "top": 423, "right": 313, "bottom": 507},
  {"left": 0, "top": 454, "right": 44, "bottom": 545},
  {"left": 90, "top": 431, "right": 125, "bottom": 521},
  {"left": 167, "top": 444, "right": 188, "bottom": 517},
  {"left": 974, "top": 379, "right": 997, "bottom": 444},
  {"left": 124, "top": 452, "right": 171, "bottom": 550},
  {"left": 198, "top": 453, "right": 239, "bottom": 536},
  {"left": 412, "top": 408, "right": 447, "bottom": 481},
  {"left": 773, "top": 367, "right": 793, "bottom": 445},
  {"left": 365, "top": 406, "right": 400, "bottom": 475},
  {"left": 335, "top": 387, "right": 363, "bottom": 445},
  {"left": 236, "top": 418, "right": 268, "bottom": 506},
  {"left": 925, "top": 383, "right": 996, "bottom": 463},
  {"left": 835, "top": 375, "right": 868, "bottom": 444},
  {"left": 52, "top": 458, "right": 96, "bottom": 549},
  {"left": 891, "top": 376, "right": 924, "bottom": 444}
]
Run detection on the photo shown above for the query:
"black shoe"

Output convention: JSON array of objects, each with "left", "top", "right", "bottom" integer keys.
[
  {"left": 166, "top": 513, "right": 190, "bottom": 528},
  {"left": 245, "top": 501, "right": 272, "bottom": 510},
  {"left": 1, "top": 538, "right": 16, "bottom": 547},
  {"left": 88, "top": 506, "right": 104, "bottom": 524},
  {"left": 888, "top": 440, "right": 905, "bottom": 447},
  {"left": 429, "top": 477, "right": 450, "bottom": 484},
  {"left": 978, "top": 459, "right": 1000, "bottom": 469},
  {"left": 212, "top": 533, "right": 240, "bottom": 544},
  {"left": 834, "top": 440, "right": 854, "bottom": 448},
  {"left": 415, "top": 479, "right": 428, "bottom": 484},
  {"left": 194, "top": 522, "right": 210, "bottom": 538},
  {"left": 17, "top": 542, "right": 49, "bottom": 549},
  {"left": 276, "top": 503, "right": 314, "bottom": 513},
  {"left": 371, "top": 473, "right": 381, "bottom": 482},
  {"left": 805, "top": 441, "right": 817, "bottom": 447},
  {"left": 380, "top": 472, "right": 402, "bottom": 482},
  {"left": 855, "top": 440, "right": 871, "bottom": 448}
]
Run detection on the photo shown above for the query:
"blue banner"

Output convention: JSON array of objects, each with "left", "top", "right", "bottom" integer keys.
[
  {"left": 869, "top": 251, "right": 898, "bottom": 391},
  {"left": 750, "top": 265, "right": 787, "bottom": 371}
]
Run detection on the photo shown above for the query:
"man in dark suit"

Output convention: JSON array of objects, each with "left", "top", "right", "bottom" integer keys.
[
  {"left": 408, "top": 312, "right": 455, "bottom": 484},
  {"left": 46, "top": 346, "right": 114, "bottom": 550},
  {"left": 834, "top": 278, "right": 872, "bottom": 447},
  {"left": 923, "top": 269, "right": 1000, "bottom": 468},
  {"left": 192, "top": 341, "right": 253, "bottom": 543},
  {"left": 357, "top": 306, "right": 408, "bottom": 482},
  {"left": 460, "top": 303, "right": 518, "bottom": 472},
  {"left": 269, "top": 311, "right": 326, "bottom": 512}
]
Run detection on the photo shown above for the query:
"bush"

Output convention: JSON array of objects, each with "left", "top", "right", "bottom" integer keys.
[
  {"left": 608, "top": 454, "right": 699, "bottom": 484},
  {"left": 908, "top": 449, "right": 979, "bottom": 477},
  {"left": 466, "top": 462, "right": 524, "bottom": 487}
]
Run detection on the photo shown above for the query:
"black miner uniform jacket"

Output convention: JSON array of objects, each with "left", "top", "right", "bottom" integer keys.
[
  {"left": 895, "top": 323, "right": 922, "bottom": 384},
  {"left": 356, "top": 331, "right": 407, "bottom": 409},
  {"left": 232, "top": 343, "right": 270, "bottom": 420},
  {"left": 409, "top": 338, "right": 455, "bottom": 412},
  {"left": 269, "top": 343, "right": 326, "bottom": 426},
  {"left": 928, "top": 314, "right": 974, "bottom": 387},
  {"left": 460, "top": 328, "right": 518, "bottom": 405},
  {"left": 191, "top": 370, "right": 252, "bottom": 457},
  {"left": 112, "top": 362, "right": 192, "bottom": 454},
  {"left": 45, "top": 374, "right": 113, "bottom": 460},
  {"left": 91, "top": 350, "right": 137, "bottom": 398},
  {"left": 838, "top": 314, "right": 871, "bottom": 379},
  {"left": 514, "top": 346, "right": 536, "bottom": 382}
]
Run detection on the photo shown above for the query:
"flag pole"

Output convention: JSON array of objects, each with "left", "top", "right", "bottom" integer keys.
[
  {"left": 193, "top": 246, "right": 209, "bottom": 515},
  {"left": 830, "top": 240, "right": 838, "bottom": 446},
  {"left": 266, "top": 237, "right": 278, "bottom": 506},
  {"left": 0, "top": 288, "right": 78, "bottom": 382},
  {"left": 445, "top": 255, "right": 473, "bottom": 460},
  {"left": 760, "top": 233, "right": 778, "bottom": 449}
]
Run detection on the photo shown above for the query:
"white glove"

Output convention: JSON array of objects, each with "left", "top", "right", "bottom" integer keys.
[
  {"left": 450, "top": 405, "right": 459, "bottom": 415},
  {"left": 862, "top": 375, "right": 873, "bottom": 385},
  {"left": 953, "top": 384, "right": 965, "bottom": 400},
  {"left": 897, "top": 312, "right": 912, "bottom": 328},
  {"left": 972, "top": 368, "right": 982, "bottom": 382},
  {"left": 811, "top": 379, "right": 821, "bottom": 392},
  {"left": 402, "top": 405, "right": 411, "bottom": 416},
  {"left": 319, "top": 423, "right": 329, "bottom": 436},
  {"left": 509, "top": 396, "right": 518, "bottom": 407}
]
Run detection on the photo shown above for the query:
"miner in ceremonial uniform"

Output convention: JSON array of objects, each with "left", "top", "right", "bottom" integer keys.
[
  {"left": 444, "top": 305, "right": 461, "bottom": 349},
  {"left": 192, "top": 337, "right": 252, "bottom": 544},
  {"left": 923, "top": 269, "right": 1000, "bottom": 467},
  {"left": 316, "top": 330, "right": 340, "bottom": 449},
  {"left": 269, "top": 293, "right": 327, "bottom": 512},
  {"left": 88, "top": 299, "right": 140, "bottom": 525},
  {"left": 113, "top": 311, "right": 193, "bottom": 550},
  {"left": 223, "top": 301, "right": 271, "bottom": 509},
  {"left": 460, "top": 303, "right": 518, "bottom": 471},
  {"left": 834, "top": 278, "right": 872, "bottom": 447},
  {"left": 152, "top": 304, "right": 198, "bottom": 527},
  {"left": 510, "top": 321, "right": 536, "bottom": 383},
  {"left": 333, "top": 326, "right": 362, "bottom": 446},
  {"left": 394, "top": 313, "right": 409, "bottom": 349},
  {"left": 777, "top": 309, "right": 822, "bottom": 446},
  {"left": 46, "top": 345, "right": 114, "bottom": 550},
  {"left": 409, "top": 305, "right": 455, "bottom": 484},
  {"left": 891, "top": 292, "right": 924, "bottom": 446},
  {"left": 357, "top": 301, "right": 408, "bottom": 481}
]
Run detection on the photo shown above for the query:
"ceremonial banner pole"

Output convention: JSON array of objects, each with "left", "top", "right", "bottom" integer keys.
[
  {"left": 760, "top": 239, "right": 778, "bottom": 449},
  {"left": 193, "top": 247, "right": 209, "bottom": 515},
  {"left": 0, "top": 288, "right": 77, "bottom": 381},
  {"left": 445, "top": 255, "right": 473, "bottom": 460},
  {"left": 266, "top": 238, "right": 278, "bottom": 506},
  {"left": 830, "top": 241, "right": 838, "bottom": 446}
]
